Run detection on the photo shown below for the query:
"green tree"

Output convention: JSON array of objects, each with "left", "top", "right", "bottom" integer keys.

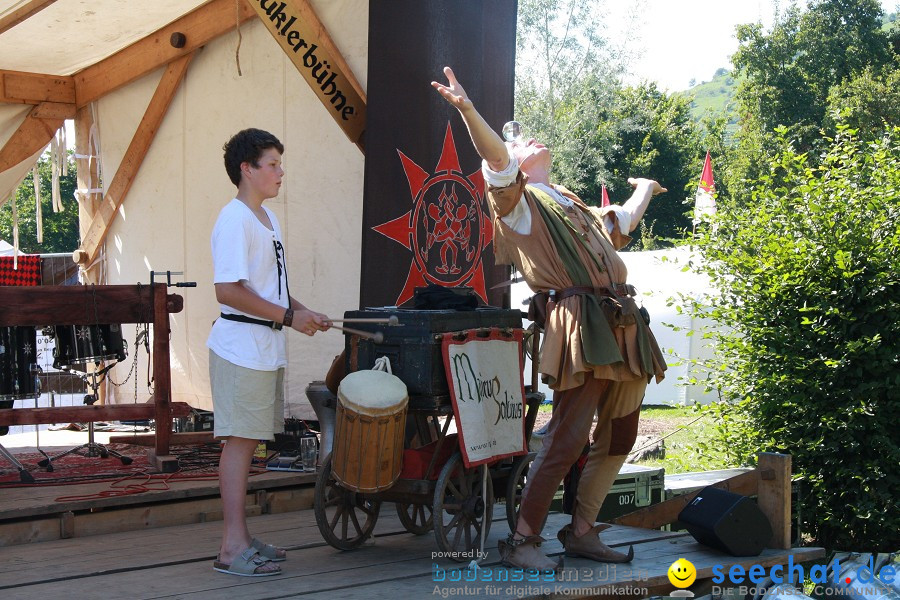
[
  {"left": 514, "top": 0, "right": 625, "bottom": 193},
  {"left": 728, "top": 0, "right": 895, "bottom": 200},
  {"left": 824, "top": 65, "right": 900, "bottom": 138},
  {"left": 0, "top": 154, "right": 79, "bottom": 254},
  {"left": 514, "top": 1, "right": 719, "bottom": 248},
  {"left": 599, "top": 83, "right": 711, "bottom": 246},
  {"left": 695, "top": 126, "right": 900, "bottom": 551}
]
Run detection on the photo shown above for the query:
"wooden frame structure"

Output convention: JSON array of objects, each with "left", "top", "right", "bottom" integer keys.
[
  {"left": 0, "top": 0, "right": 366, "bottom": 278},
  {"left": 0, "top": 284, "right": 192, "bottom": 471},
  {"left": 612, "top": 453, "right": 794, "bottom": 550}
]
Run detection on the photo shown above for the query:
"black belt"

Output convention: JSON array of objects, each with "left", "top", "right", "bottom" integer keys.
[{"left": 220, "top": 312, "right": 283, "bottom": 330}]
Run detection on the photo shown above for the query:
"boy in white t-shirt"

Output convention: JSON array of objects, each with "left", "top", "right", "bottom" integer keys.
[{"left": 208, "top": 128, "right": 329, "bottom": 577}]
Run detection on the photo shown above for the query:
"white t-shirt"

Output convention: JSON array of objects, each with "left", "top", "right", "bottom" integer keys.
[{"left": 206, "top": 198, "right": 289, "bottom": 371}]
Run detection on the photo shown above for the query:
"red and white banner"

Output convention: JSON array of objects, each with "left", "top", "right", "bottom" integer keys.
[
  {"left": 442, "top": 328, "right": 526, "bottom": 467},
  {"left": 693, "top": 151, "right": 716, "bottom": 225}
]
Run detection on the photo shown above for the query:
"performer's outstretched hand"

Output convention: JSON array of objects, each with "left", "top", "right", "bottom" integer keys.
[
  {"left": 628, "top": 177, "right": 667, "bottom": 196},
  {"left": 431, "top": 67, "right": 473, "bottom": 112},
  {"left": 431, "top": 66, "right": 508, "bottom": 170}
]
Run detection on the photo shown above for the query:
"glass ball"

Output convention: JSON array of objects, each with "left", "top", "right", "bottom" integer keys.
[{"left": 502, "top": 121, "right": 523, "bottom": 142}]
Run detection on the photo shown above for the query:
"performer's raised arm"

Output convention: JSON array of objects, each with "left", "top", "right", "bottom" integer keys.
[{"left": 431, "top": 66, "right": 509, "bottom": 172}]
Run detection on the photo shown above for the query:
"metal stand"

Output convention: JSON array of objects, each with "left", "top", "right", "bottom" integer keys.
[
  {"left": 37, "top": 369, "right": 133, "bottom": 469},
  {"left": 0, "top": 440, "right": 34, "bottom": 483}
]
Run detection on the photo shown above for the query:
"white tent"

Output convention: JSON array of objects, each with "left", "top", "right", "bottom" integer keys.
[
  {"left": 1, "top": 1, "right": 368, "bottom": 418},
  {"left": 0, "top": 238, "right": 12, "bottom": 255},
  {"left": 513, "top": 247, "right": 720, "bottom": 406}
]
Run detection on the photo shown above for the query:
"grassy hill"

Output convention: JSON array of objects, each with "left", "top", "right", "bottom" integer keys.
[
  {"left": 678, "top": 67, "right": 741, "bottom": 141},
  {"left": 680, "top": 67, "right": 739, "bottom": 121}
]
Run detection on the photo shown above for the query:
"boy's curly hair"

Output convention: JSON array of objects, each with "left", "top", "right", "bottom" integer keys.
[{"left": 223, "top": 128, "right": 284, "bottom": 186}]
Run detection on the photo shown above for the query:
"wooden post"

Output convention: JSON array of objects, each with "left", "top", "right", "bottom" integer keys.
[
  {"left": 149, "top": 284, "right": 178, "bottom": 472},
  {"left": 74, "top": 104, "right": 101, "bottom": 284},
  {"left": 757, "top": 452, "right": 792, "bottom": 549}
]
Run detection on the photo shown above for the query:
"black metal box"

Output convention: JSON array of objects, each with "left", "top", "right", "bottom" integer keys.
[{"left": 343, "top": 307, "right": 523, "bottom": 408}]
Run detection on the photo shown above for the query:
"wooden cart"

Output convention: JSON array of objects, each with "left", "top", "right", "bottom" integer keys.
[{"left": 314, "top": 324, "right": 544, "bottom": 561}]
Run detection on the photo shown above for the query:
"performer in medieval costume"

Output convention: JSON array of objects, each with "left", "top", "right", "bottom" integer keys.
[{"left": 433, "top": 67, "right": 667, "bottom": 575}]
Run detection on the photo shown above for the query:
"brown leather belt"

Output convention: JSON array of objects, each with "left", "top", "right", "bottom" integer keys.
[{"left": 556, "top": 283, "right": 636, "bottom": 301}]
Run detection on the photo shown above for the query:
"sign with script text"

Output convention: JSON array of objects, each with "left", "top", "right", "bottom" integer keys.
[
  {"left": 442, "top": 328, "right": 526, "bottom": 467},
  {"left": 249, "top": 0, "right": 366, "bottom": 144}
]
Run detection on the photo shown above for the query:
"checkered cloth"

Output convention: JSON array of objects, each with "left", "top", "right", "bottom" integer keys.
[{"left": 0, "top": 255, "right": 42, "bottom": 286}]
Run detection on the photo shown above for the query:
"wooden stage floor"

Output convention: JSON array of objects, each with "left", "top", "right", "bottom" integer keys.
[
  {"left": 0, "top": 437, "right": 824, "bottom": 599},
  {"left": 0, "top": 501, "right": 824, "bottom": 600}
]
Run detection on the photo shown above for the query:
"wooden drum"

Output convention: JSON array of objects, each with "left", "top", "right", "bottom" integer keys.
[{"left": 333, "top": 369, "right": 408, "bottom": 492}]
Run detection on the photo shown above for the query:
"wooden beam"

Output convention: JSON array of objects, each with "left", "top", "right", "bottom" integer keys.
[
  {"left": 0, "top": 284, "right": 184, "bottom": 327},
  {"left": 73, "top": 52, "right": 195, "bottom": 267},
  {"left": 288, "top": 0, "right": 366, "bottom": 103},
  {"left": 75, "top": 104, "right": 101, "bottom": 283},
  {"left": 0, "top": 0, "right": 58, "bottom": 36},
  {"left": 0, "top": 70, "right": 75, "bottom": 104},
  {"left": 757, "top": 453, "right": 792, "bottom": 549},
  {"left": 0, "top": 403, "right": 191, "bottom": 427},
  {"left": 30, "top": 101, "right": 76, "bottom": 120},
  {"left": 611, "top": 470, "right": 760, "bottom": 530},
  {"left": 248, "top": 0, "right": 366, "bottom": 147},
  {"left": 0, "top": 107, "right": 62, "bottom": 172},
  {"left": 108, "top": 431, "right": 216, "bottom": 447},
  {"left": 74, "top": 0, "right": 254, "bottom": 107}
]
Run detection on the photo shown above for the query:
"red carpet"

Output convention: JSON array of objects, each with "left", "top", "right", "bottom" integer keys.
[{"left": 0, "top": 443, "right": 225, "bottom": 487}]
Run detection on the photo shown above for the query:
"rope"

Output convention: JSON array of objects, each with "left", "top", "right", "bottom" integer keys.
[
  {"left": 234, "top": 0, "right": 243, "bottom": 76},
  {"left": 628, "top": 412, "right": 707, "bottom": 456}
]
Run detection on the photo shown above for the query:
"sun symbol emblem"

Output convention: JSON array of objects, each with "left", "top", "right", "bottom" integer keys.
[
  {"left": 22, "top": 341, "right": 33, "bottom": 358},
  {"left": 75, "top": 326, "right": 91, "bottom": 341},
  {"left": 373, "top": 123, "right": 493, "bottom": 306}
]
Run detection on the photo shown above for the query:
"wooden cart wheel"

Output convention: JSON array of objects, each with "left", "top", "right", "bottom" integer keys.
[
  {"left": 396, "top": 502, "right": 433, "bottom": 535},
  {"left": 433, "top": 452, "right": 493, "bottom": 561},
  {"left": 314, "top": 453, "right": 381, "bottom": 550},
  {"left": 505, "top": 452, "right": 536, "bottom": 532}
]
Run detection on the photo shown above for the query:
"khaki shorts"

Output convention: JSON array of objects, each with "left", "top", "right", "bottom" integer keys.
[{"left": 209, "top": 349, "right": 285, "bottom": 440}]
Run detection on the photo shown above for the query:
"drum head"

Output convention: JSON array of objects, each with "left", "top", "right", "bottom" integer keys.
[
  {"left": 52, "top": 324, "right": 126, "bottom": 371},
  {"left": 338, "top": 369, "right": 408, "bottom": 416}
]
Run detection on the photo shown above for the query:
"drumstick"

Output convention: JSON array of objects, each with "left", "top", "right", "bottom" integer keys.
[
  {"left": 328, "top": 316, "right": 400, "bottom": 326},
  {"left": 329, "top": 325, "right": 384, "bottom": 344}
]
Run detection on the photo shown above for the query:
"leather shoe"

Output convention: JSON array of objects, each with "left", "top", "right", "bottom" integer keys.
[
  {"left": 557, "top": 524, "right": 634, "bottom": 563},
  {"left": 498, "top": 534, "right": 564, "bottom": 576}
]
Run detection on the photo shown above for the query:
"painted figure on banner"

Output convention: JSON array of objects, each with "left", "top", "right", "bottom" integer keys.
[
  {"left": 373, "top": 124, "right": 493, "bottom": 305},
  {"left": 433, "top": 67, "right": 668, "bottom": 576}
]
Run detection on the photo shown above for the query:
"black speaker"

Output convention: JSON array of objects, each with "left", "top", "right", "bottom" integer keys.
[{"left": 678, "top": 486, "right": 773, "bottom": 556}]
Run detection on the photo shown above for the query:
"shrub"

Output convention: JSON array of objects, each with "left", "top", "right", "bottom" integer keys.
[{"left": 694, "top": 125, "right": 900, "bottom": 551}]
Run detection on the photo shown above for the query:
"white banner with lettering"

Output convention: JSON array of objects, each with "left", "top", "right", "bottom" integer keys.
[{"left": 442, "top": 329, "right": 526, "bottom": 468}]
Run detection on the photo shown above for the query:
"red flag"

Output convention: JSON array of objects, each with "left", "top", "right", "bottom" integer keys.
[
  {"left": 693, "top": 151, "right": 716, "bottom": 224},
  {"left": 601, "top": 184, "right": 610, "bottom": 208}
]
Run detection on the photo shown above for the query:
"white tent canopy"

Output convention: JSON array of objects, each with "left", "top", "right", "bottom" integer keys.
[{"left": 1, "top": 1, "right": 368, "bottom": 417}]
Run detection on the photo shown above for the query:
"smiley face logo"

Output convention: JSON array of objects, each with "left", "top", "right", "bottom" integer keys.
[{"left": 668, "top": 558, "right": 697, "bottom": 588}]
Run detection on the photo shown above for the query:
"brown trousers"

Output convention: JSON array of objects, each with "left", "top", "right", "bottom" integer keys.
[{"left": 518, "top": 376, "right": 647, "bottom": 533}]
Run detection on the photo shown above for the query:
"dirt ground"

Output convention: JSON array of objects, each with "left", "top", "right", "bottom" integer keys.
[{"left": 532, "top": 408, "right": 688, "bottom": 438}]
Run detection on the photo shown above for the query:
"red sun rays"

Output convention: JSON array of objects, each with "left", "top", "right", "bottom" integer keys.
[{"left": 373, "top": 123, "right": 492, "bottom": 306}]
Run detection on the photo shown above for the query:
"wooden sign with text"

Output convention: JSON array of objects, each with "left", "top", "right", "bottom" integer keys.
[{"left": 248, "top": 0, "right": 366, "bottom": 144}]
